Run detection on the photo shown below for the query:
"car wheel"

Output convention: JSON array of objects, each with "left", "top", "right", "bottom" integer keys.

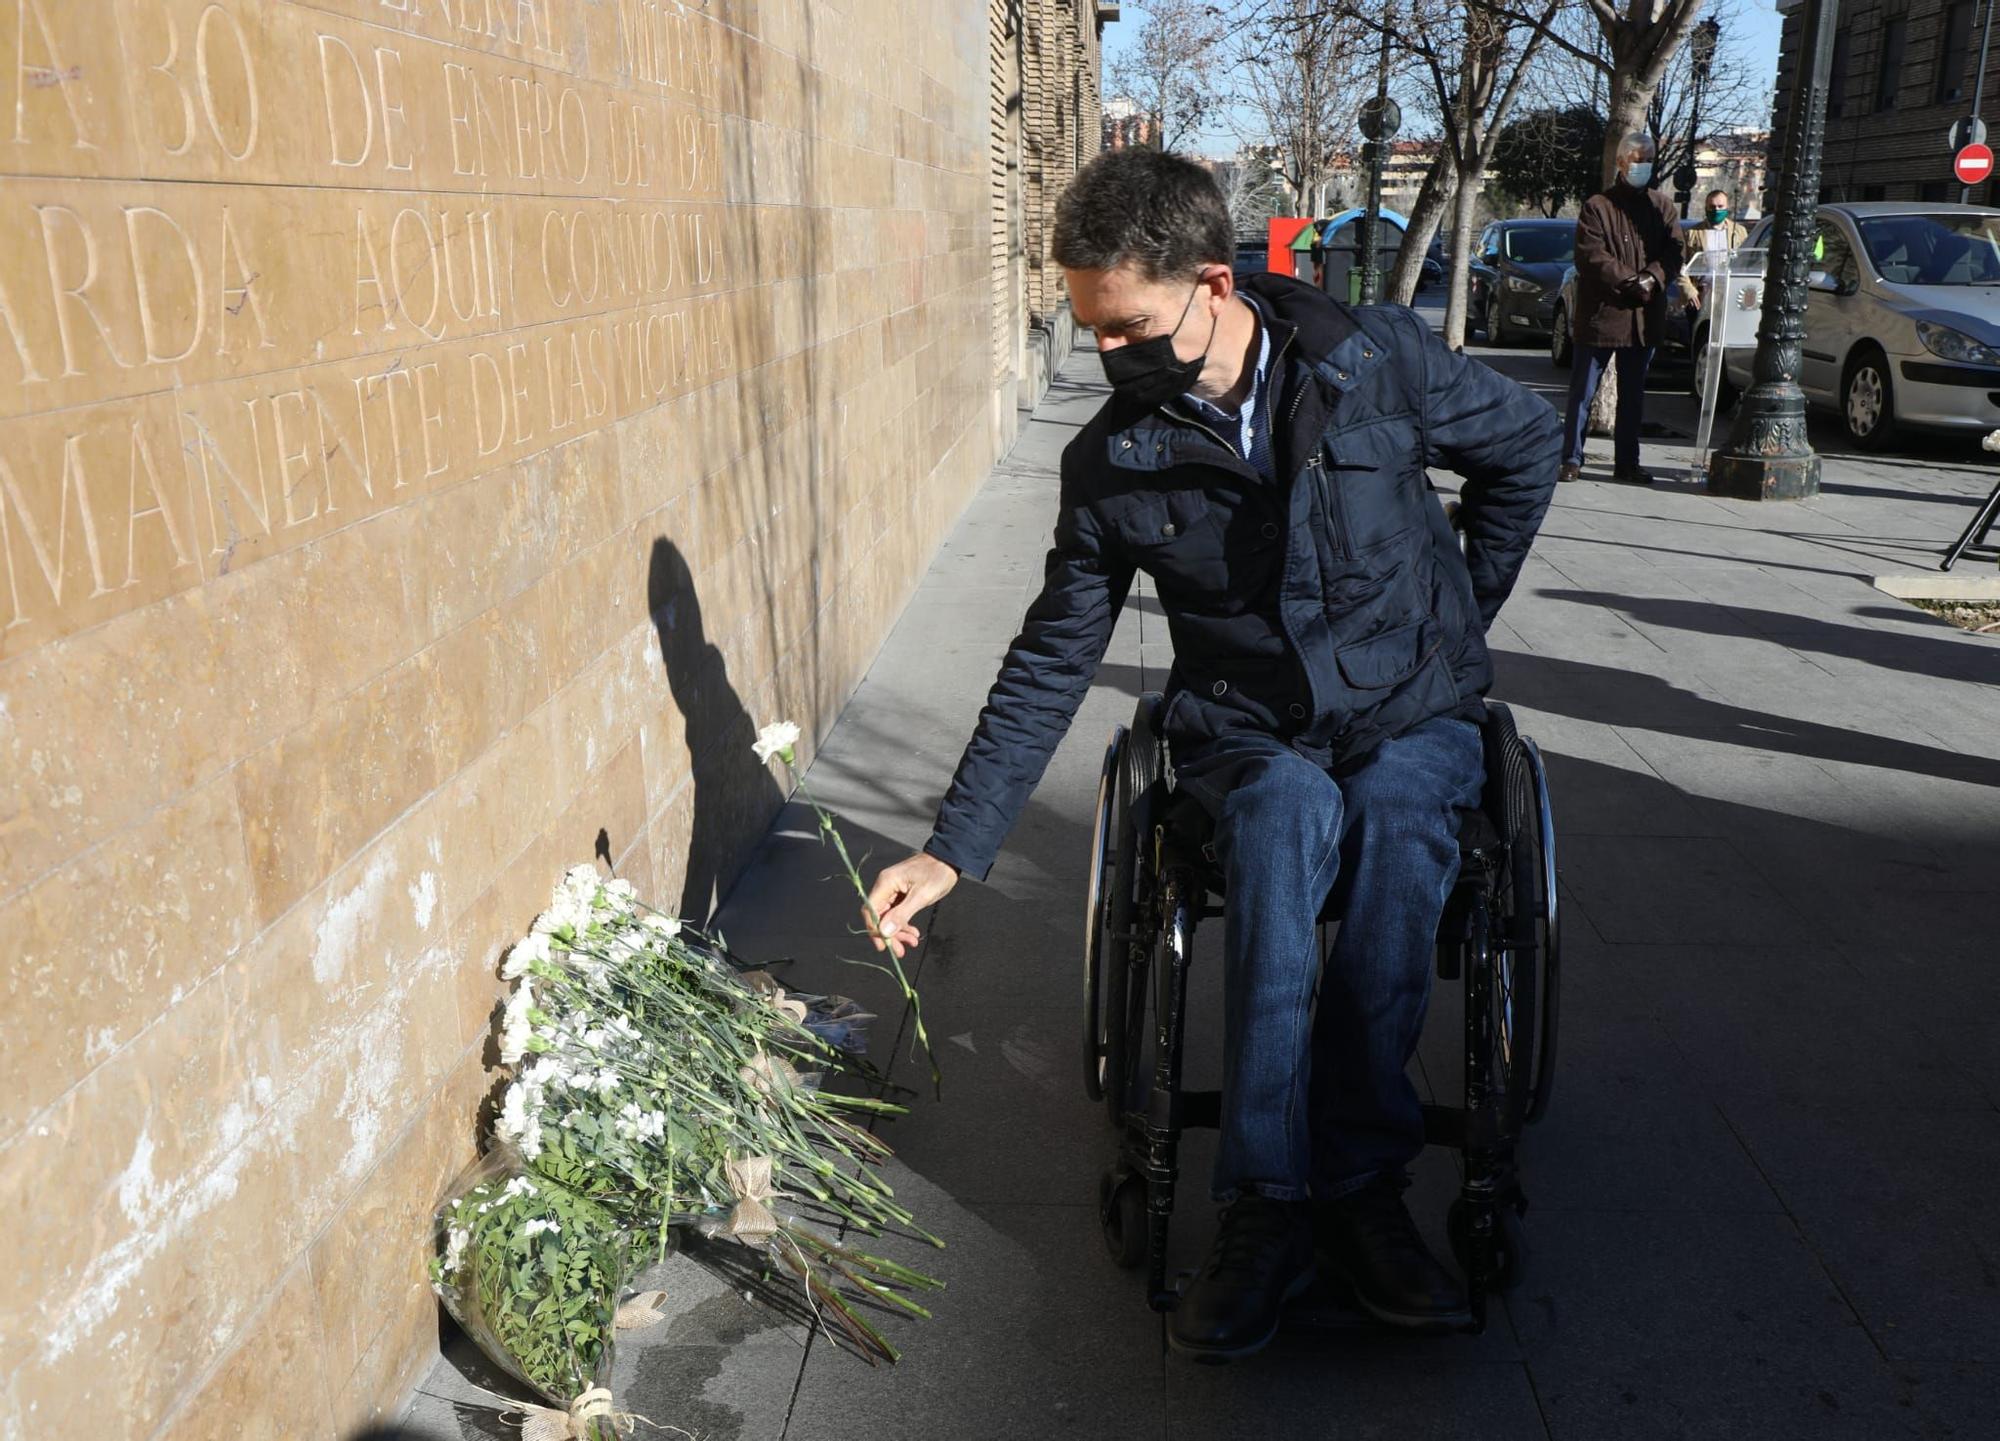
[
  {"left": 1842, "top": 346, "right": 1897, "bottom": 450},
  {"left": 1484, "top": 291, "right": 1509, "bottom": 346},
  {"left": 1549, "top": 304, "right": 1572, "bottom": 368}
]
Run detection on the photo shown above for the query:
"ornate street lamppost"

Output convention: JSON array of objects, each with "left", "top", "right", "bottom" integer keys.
[
  {"left": 1356, "top": 20, "right": 1397, "bottom": 304},
  {"left": 1707, "top": 0, "right": 1841, "bottom": 502},
  {"left": 1674, "top": 17, "right": 1723, "bottom": 217}
]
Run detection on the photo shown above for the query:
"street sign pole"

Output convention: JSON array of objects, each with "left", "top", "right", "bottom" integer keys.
[{"left": 1965, "top": 0, "right": 1997, "bottom": 202}]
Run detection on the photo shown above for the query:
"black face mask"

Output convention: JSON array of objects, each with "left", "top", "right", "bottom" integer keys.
[{"left": 1100, "top": 279, "right": 1218, "bottom": 408}]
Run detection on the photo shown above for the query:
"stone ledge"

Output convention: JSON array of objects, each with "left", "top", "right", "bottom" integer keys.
[{"left": 1872, "top": 573, "right": 2000, "bottom": 601}]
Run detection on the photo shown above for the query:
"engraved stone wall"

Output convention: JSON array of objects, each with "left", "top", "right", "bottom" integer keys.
[{"left": 0, "top": 0, "right": 1019, "bottom": 1433}]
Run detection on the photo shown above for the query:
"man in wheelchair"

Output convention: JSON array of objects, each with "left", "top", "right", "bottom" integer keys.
[{"left": 864, "top": 150, "right": 1561, "bottom": 1360}]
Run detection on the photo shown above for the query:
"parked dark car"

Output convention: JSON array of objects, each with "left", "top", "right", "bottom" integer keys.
[
  {"left": 1551, "top": 262, "right": 1695, "bottom": 373},
  {"left": 1470, "top": 219, "right": 1575, "bottom": 344},
  {"left": 1233, "top": 240, "right": 1269, "bottom": 278}
]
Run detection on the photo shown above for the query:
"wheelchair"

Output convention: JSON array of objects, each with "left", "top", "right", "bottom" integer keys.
[{"left": 1082, "top": 694, "right": 1560, "bottom": 1333}]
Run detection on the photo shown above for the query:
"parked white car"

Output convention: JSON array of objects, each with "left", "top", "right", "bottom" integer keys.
[{"left": 1720, "top": 202, "right": 2000, "bottom": 449}]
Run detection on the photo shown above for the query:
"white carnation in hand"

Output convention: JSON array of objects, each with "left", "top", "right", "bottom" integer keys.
[
  {"left": 752, "top": 720, "right": 801, "bottom": 764},
  {"left": 1984, "top": 429, "right": 2000, "bottom": 453}
]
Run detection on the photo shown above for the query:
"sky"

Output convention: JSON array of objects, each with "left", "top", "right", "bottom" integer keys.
[{"left": 1103, "top": 0, "right": 1790, "bottom": 159}]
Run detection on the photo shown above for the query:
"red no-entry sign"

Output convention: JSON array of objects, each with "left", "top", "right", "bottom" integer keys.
[{"left": 1955, "top": 142, "right": 1995, "bottom": 185}]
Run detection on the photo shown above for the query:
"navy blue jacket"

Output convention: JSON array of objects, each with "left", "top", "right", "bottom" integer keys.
[{"left": 925, "top": 274, "right": 1561, "bottom": 881}]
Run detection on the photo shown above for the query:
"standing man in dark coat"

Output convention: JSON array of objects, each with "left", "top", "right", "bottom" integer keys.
[
  {"left": 862, "top": 149, "right": 1561, "bottom": 1361},
  {"left": 1560, "top": 132, "right": 1683, "bottom": 485}
]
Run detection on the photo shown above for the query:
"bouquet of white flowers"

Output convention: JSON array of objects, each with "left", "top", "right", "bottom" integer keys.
[
  {"left": 437, "top": 719, "right": 944, "bottom": 1425},
  {"left": 430, "top": 1148, "right": 632, "bottom": 1439},
  {"left": 490, "top": 864, "right": 941, "bottom": 1362}
]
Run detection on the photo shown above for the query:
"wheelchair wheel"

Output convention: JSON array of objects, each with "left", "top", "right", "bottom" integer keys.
[
  {"left": 1084, "top": 701, "right": 1169, "bottom": 1124},
  {"left": 1519, "top": 737, "right": 1561, "bottom": 1124},
  {"left": 1479, "top": 705, "right": 1551, "bottom": 1139},
  {"left": 1082, "top": 727, "right": 1124, "bottom": 1104}
]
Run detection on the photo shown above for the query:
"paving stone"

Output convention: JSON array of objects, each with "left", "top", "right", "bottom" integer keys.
[
  {"left": 1513, "top": 1210, "right": 1916, "bottom": 1440},
  {"left": 782, "top": 1183, "right": 1166, "bottom": 1440},
  {"left": 1718, "top": 1102, "right": 2000, "bottom": 1368}
]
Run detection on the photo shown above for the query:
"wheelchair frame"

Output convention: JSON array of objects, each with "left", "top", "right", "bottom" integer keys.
[{"left": 1082, "top": 694, "right": 1560, "bottom": 1334}]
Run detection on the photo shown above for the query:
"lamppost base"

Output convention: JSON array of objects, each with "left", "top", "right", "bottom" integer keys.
[{"left": 1705, "top": 449, "right": 1822, "bottom": 501}]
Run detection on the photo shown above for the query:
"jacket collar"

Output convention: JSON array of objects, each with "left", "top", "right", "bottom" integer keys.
[{"left": 1099, "top": 272, "right": 1382, "bottom": 437}]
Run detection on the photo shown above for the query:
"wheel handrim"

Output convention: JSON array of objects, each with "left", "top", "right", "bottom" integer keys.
[{"left": 1848, "top": 366, "right": 1883, "bottom": 436}]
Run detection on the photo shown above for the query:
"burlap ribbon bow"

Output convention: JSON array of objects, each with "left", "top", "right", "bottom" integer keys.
[
  {"left": 739, "top": 970, "right": 810, "bottom": 1025},
  {"left": 513, "top": 1387, "right": 626, "bottom": 1440},
  {"left": 721, "top": 1154, "right": 780, "bottom": 1245},
  {"left": 736, "top": 1049, "right": 801, "bottom": 1101}
]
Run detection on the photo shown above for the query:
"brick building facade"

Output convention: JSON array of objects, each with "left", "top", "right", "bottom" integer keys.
[
  {"left": 2, "top": 1, "right": 1106, "bottom": 1434},
  {"left": 1771, "top": 0, "right": 1997, "bottom": 204}
]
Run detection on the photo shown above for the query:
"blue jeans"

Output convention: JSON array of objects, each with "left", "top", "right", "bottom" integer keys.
[
  {"left": 1562, "top": 343, "right": 1655, "bottom": 471},
  {"left": 1174, "top": 716, "right": 1486, "bottom": 1203}
]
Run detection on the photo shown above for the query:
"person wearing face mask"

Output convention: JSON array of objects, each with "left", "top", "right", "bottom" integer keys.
[
  {"left": 862, "top": 147, "right": 1560, "bottom": 1361},
  {"left": 1560, "top": 131, "right": 1684, "bottom": 485},
  {"left": 1676, "top": 189, "right": 1748, "bottom": 312}
]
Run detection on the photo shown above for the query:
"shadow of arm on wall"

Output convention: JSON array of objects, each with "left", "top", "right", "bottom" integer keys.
[{"left": 649, "top": 538, "right": 788, "bottom": 927}]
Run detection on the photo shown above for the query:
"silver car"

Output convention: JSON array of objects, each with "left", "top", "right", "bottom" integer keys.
[{"left": 1721, "top": 202, "right": 2000, "bottom": 448}]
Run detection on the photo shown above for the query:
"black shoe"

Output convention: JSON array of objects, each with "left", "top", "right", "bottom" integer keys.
[
  {"left": 1556, "top": 463, "right": 1582, "bottom": 484},
  {"left": 1610, "top": 466, "right": 1656, "bottom": 485},
  {"left": 1314, "top": 1177, "right": 1470, "bottom": 1331},
  {"left": 1168, "top": 1195, "right": 1314, "bottom": 1363}
]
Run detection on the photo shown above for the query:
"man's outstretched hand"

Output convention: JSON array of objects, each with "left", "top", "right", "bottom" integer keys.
[{"left": 863, "top": 852, "right": 959, "bottom": 960}]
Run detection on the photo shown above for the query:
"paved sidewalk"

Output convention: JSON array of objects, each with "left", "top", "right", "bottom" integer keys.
[{"left": 406, "top": 325, "right": 2000, "bottom": 1440}]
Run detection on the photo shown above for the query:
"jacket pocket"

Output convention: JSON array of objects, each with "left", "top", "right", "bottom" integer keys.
[
  {"left": 1335, "top": 617, "right": 1441, "bottom": 691},
  {"left": 1109, "top": 490, "right": 1214, "bottom": 549}
]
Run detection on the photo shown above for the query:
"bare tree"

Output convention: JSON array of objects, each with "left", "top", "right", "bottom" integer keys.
[
  {"left": 1229, "top": 0, "right": 1375, "bottom": 216},
  {"left": 1216, "top": 148, "right": 1293, "bottom": 233},
  {"left": 1387, "top": 147, "right": 1458, "bottom": 302},
  {"left": 1108, "top": 0, "right": 1231, "bottom": 154}
]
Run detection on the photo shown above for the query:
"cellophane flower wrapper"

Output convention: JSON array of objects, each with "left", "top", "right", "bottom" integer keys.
[{"left": 430, "top": 1146, "right": 629, "bottom": 1431}]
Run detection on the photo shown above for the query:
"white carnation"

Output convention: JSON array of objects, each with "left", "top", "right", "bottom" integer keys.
[
  {"left": 497, "top": 1083, "right": 531, "bottom": 1146},
  {"left": 523, "top": 1058, "right": 559, "bottom": 1087},
  {"left": 499, "top": 981, "right": 538, "bottom": 1064},
  {"left": 1985, "top": 429, "right": 2000, "bottom": 453},
  {"left": 641, "top": 913, "right": 682, "bottom": 941},
  {"left": 598, "top": 878, "right": 638, "bottom": 912},
  {"left": 442, "top": 1225, "right": 469, "bottom": 1275},
  {"left": 523, "top": 1217, "right": 560, "bottom": 1238},
  {"left": 503, "top": 933, "right": 553, "bottom": 979},
  {"left": 591, "top": 1067, "right": 620, "bottom": 1096},
  {"left": 752, "top": 720, "right": 801, "bottom": 764},
  {"left": 532, "top": 894, "right": 589, "bottom": 938}
]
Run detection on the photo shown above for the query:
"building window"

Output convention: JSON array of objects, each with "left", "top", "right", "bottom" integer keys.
[
  {"left": 1937, "top": 1, "right": 1975, "bottom": 102},
  {"left": 1876, "top": 16, "right": 1907, "bottom": 110},
  {"left": 1860, "top": 183, "right": 1887, "bottom": 200},
  {"left": 1920, "top": 178, "right": 1953, "bottom": 200},
  {"left": 1829, "top": 28, "right": 1851, "bottom": 115}
]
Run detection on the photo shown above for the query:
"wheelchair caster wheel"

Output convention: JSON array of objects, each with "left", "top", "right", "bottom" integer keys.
[
  {"left": 1447, "top": 1197, "right": 1527, "bottom": 1293},
  {"left": 1098, "top": 1170, "right": 1146, "bottom": 1269}
]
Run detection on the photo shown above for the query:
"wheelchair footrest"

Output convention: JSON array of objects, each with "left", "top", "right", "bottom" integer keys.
[{"left": 1180, "top": 1089, "right": 1221, "bottom": 1130}]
